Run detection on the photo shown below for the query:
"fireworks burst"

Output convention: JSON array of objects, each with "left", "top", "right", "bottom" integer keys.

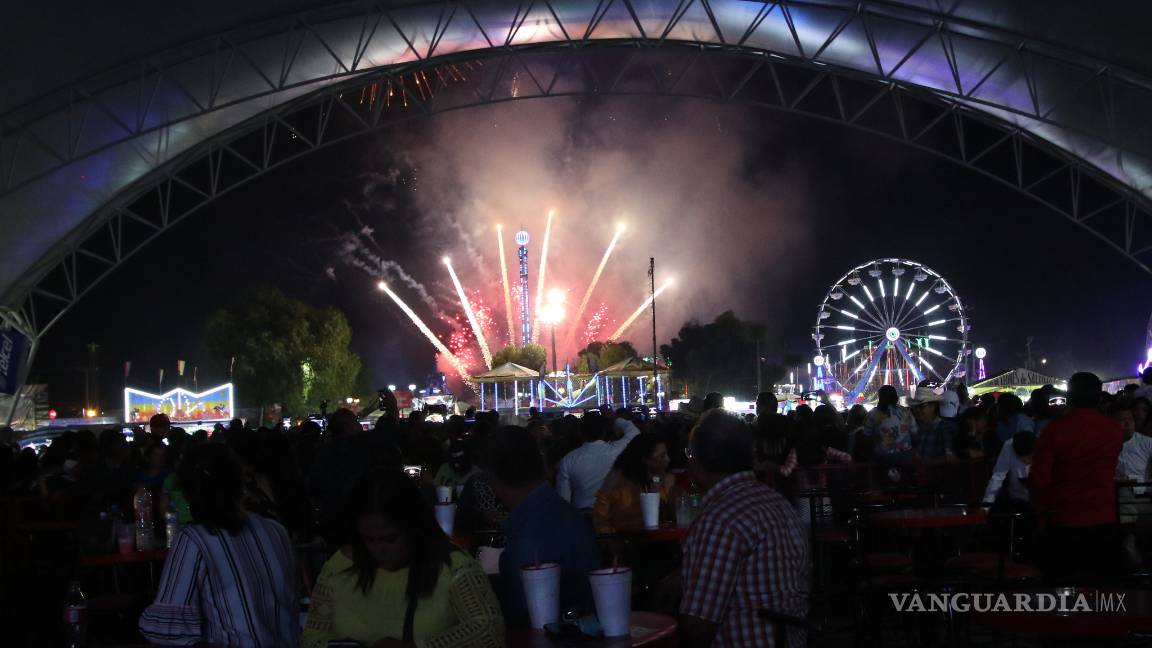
[{"left": 583, "top": 303, "right": 611, "bottom": 345}]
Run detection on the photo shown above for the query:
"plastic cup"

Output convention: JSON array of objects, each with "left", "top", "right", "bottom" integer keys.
[
  {"left": 435, "top": 485, "right": 453, "bottom": 503},
  {"left": 434, "top": 503, "right": 456, "bottom": 536},
  {"left": 117, "top": 524, "right": 134, "bottom": 555},
  {"left": 520, "top": 562, "right": 561, "bottom": 629},
  {"left": 589, "top": 567, "right": 633, "bottom": 637},
  {"left": 675, "top": 496, "right": 693, "bottom": 528},
  {"left": 640, "top": 492, "right": 661, "bottom": 529},
  {"left": 477, "top": 546, "right": 504, "bottom": 575}
]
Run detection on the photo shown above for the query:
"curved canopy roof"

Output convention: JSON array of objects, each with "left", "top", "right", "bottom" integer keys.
[{"left": 4, "top": 0, "right": 1152, "bottom": 333}]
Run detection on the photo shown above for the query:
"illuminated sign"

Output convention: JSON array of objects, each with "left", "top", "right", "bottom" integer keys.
[{"left": 124, "top": 383, "right": 235, "bottom": 424}]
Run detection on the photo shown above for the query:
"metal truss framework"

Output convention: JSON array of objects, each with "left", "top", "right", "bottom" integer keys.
[
  {"left": 4, "top": 0, "right": 1152, "bottom": 338},
  {"left": 8, "top": 44, "right": 1150, "bottom": 340}
]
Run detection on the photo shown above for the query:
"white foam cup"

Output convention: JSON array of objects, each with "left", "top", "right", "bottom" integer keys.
[
  {"left": 435, "top": 485, "right": 453, "bottom": 503},
  {"left": 520, "top": 562, "right": 561, "bottom": 629},
  {"left": 477, "top": 546, "right": 504, "bottom": 575},
  {"left": 640, "top": 492, "right": 661, "bottom": 529},
  {"left": 589, "top": 567, "right": 633, "bottom": 637},
  {"left": 434, "top": 503, "right": 456, "bottom": 536}
]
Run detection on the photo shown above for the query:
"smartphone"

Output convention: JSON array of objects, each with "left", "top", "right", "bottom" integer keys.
[{"left": 403, "top": 465, "right": 422, "bottom": 479}]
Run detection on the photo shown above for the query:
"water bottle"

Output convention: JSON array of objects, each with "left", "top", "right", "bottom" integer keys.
[
  {"left": 165, "top": 508, "right": 180, "bottom": 549},
  {"left": 133, "top": 487, "right": 154, "bottom": 551},
  {"left": 63, "top": 580, "right": 87, "bottom": 648}
]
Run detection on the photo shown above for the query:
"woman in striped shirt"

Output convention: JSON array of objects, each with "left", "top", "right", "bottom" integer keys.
[{"left": 139, "top": 443, "right": 300, "bottom": 646}]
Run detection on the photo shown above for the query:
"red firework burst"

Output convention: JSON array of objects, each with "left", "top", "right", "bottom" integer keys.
[{"left": 582, "top": 303, "right": 613, "bottom": 345}]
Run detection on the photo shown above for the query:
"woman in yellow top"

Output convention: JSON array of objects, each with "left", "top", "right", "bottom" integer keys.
[
  {"left": 593, "top": 434, "right": 680, "bottom": 533},
  {"left": 301, "top": 470, "right": 503, "bottom": 648}
]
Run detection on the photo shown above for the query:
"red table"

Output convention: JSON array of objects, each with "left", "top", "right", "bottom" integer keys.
[
  {"left": 506, "top": 611, "right": 677, "bottom": 647},
  {"left": 641, "top": 525, "right": 689, "bottom": 543},
  {"left": 79, "top": 549, "right": 168, "bottom": 568},
  {"left": 870, "top": 507, "right": 987, "bottom": 529},
  {"left": 971, "top": 589, "right": 1152, "bottom": 638}
]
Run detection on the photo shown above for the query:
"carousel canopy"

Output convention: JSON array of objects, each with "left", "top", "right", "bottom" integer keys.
[
  {"left": 472, "top": 362, "right": 541, "bottom": 383},
  {"left": 969, "top": 368, "right": 1064, "bottom": 395},
  {"left": 598, "top": 357, "right": 670, "bottom": 378}
]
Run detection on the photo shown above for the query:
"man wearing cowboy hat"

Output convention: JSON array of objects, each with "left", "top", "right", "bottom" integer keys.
[{"left": 909, "top": 381, "right": 957, "bottom": 460}]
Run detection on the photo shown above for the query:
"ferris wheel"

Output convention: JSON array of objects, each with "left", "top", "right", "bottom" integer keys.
[{"left": 812, "top": 258, "right": 969, "bottom": 402}]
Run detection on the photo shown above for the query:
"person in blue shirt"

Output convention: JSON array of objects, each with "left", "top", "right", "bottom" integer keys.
[{"left": 487, "top": 425, "right": 600, "bottom": 628}]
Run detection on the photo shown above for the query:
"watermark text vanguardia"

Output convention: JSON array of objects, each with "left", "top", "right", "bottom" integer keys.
[{"left": 889, "top": 591, "right": 1127, "bottom": 614}]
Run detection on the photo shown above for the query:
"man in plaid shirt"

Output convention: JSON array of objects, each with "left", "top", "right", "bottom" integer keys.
[{"left": 680, "top": 410, "right": 810, "bottom": 647}]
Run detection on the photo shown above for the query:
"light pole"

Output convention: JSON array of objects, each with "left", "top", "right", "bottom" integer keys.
[{"left": 540, "top": 289, "right": 566, "bottom": 391}]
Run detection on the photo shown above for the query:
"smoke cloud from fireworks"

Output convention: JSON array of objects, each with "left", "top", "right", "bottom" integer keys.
[{"left": 355, "top": 95, "right": 813, "bottom": 387}]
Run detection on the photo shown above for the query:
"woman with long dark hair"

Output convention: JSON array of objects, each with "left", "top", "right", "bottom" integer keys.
[
  {"left": 139, "top": 444, "right": 298, "bottom": 646},
  {"left": 301, "top": 469, "right": 503, "bottom": 648},
  {"left": 593, "top": 433, "right": 680, "bottom": 533}
]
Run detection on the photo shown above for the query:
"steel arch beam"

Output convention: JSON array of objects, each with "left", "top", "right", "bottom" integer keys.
[
  {"left": 11, "top": 45, "right": 1152, "bottom": 339},
  {"left": 5, "top": 0, "right": 1152, "bottom": 316}
]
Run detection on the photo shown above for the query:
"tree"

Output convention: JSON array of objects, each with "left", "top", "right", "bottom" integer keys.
[
  {"left": 490, "top": 343, "right": 548, "bottom": 372},
  {"left": 203, "top": 286, "right": 365, "bottom": 416},
  {"left": 660, "top": 311, "right": 767, "bottom": 398},
  {"left": 576, "top": 341, "right": 638, "bottom": 373}
]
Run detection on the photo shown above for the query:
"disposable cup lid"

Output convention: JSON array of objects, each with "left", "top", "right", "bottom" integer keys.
[
  {"left": 521, "top": 561, "right": 560, "bottom": 571},
  {"left": 589, "top": 566, "right": 633, "bottom": 576}
]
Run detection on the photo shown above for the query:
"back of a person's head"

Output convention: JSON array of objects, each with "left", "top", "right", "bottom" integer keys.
[
  {"left": 149, "top": 413, "right": 171, "bottom": 434},
  {"left": 328, "top": 408, "right": 361, "bottom": 438},
  {"left": 1143, "top": 368, "right": 1152, "bottom": 386},
  {"left": 690, "top": 409, "right": 753, "bottom": 475},
  {"left": 756, "top": 392, "right": 778, "bottom": 413},
  {"left": 178, "top": 443, "right": 246, "bottom": 535},
  {"left": 486, "top": 425, "right": 544, "bottom": 486},
  {"left": 579, "top": 411, "right": 605, "bottom": 443},
  {"left": 1068, "top": 372, "right": 1103, "bottom": 409},
  {"left": 1012, "top": 431, "right": 1036, "bottom": 458},
  {"left": 997, "top": 394, "right": 1023, "bottom": 417},
  {"left": 703, "top": 392, "right": 724, "bottom": 408},
  {"left": 877, "top": 385, "right": 899, "bottom": 412},
  {"left": 812, "top": 404, "right": 842, "bottom": 431},
  {"left": 846, "top": 404, "right": 868, "bottom": 428}
]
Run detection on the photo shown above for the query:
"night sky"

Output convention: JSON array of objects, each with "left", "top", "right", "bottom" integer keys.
[{"left": 30, "top": 95, "right": 1152, "bottom": 413}]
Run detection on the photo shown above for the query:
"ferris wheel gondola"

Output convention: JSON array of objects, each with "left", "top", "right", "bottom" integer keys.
[{"left": 813, "top": 258, "right": 969, "bottom": 403}]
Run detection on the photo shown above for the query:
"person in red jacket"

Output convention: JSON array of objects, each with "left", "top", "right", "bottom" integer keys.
[{"left": 1030, "top": 372, "right": 1124, "bottom": 584}]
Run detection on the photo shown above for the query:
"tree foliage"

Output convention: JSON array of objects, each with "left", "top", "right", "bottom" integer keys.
[
  {"left": 576, "top": 341, "right": 638, "bottom": 373},
  {"left": 203, "top": 286, "right": 365, "bottom": 416},
  {"left": 660, "top": 311, "right": 768, "bottom": 398},
  {"left": 490, "top": 343, "right": 548, "bottom": 372}
]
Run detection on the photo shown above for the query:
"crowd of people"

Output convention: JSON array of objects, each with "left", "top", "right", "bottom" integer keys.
[{"left": 1, "top": 368, "right": 1151, "bottom": 646}]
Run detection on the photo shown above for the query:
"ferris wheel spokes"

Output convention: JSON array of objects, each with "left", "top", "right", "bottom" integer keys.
[{"left": 815, "top": 259, "right": 969, "bottom": 403}]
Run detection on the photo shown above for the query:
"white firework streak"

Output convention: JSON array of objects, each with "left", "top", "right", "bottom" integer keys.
[
  {"left": 496, "top": 225, "right": 517, "bottom": 347},
  {"left": 608, "top": 280, "right": 673, "bottom": 341},
  {"left": 572, "top": 225, "right": 624, "bottom": 331},
  {"left": 531, "top": 209, "right": 554, "bottom": 343},
  {"left": 444, "top": 258, "right": 493, "bottom": 368},
  {"left": 377, "top": 281, "right": 472, "bottom": 383}
]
